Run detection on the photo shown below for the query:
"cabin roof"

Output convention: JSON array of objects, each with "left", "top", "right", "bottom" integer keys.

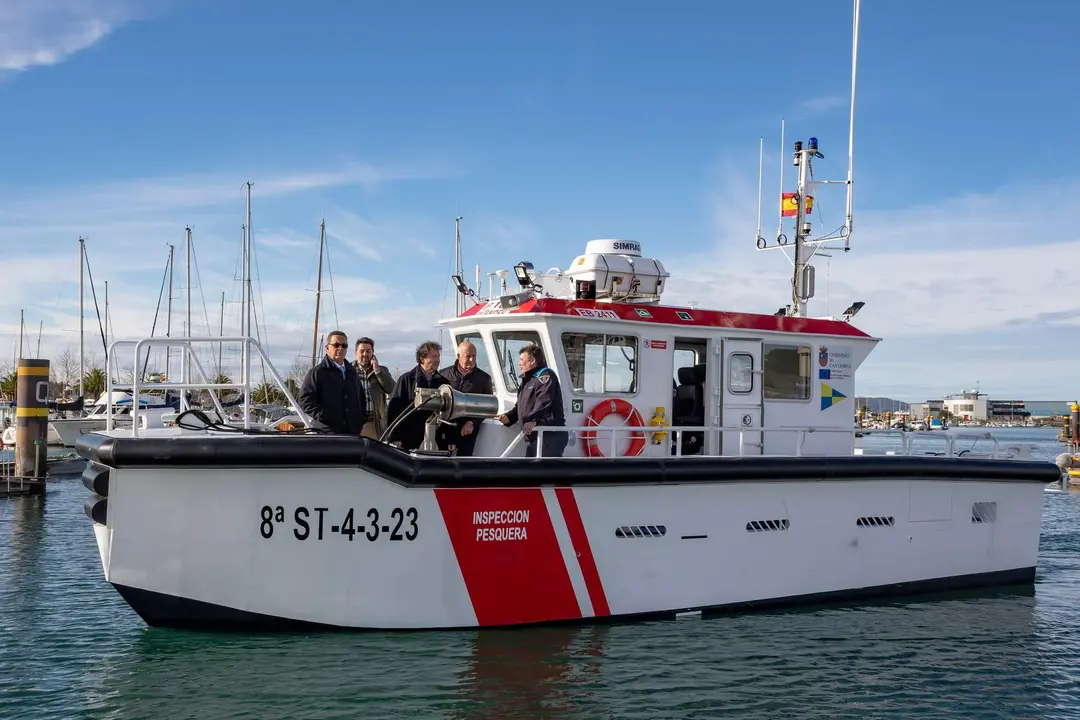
[{"left": 456, "top": 297, "right": 873, "bottom": 339}]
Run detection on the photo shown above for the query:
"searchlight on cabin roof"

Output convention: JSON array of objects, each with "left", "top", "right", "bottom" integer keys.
[
  {"left": 514, "top": 261, "right": 535, "bottom": 289},
  {"left": 842, "top": 301, "right": 865, "bottom": 322}
]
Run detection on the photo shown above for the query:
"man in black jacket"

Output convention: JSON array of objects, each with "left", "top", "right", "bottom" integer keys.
[
  {"left": 498, "top": 343, "right": 568, "bottom": 457},
  {"left": 439, "top": 340, "right": 495, "bottom": 457},
  {"left": 298, "top": 331, "right": 368, "bottom": 435},
  {"left": 387, "top": 341, "right": 451, "bottom": 452}
]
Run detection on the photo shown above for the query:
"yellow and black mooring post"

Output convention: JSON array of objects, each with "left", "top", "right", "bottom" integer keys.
[
  {"left": 1067, "top": 401, "right": 1080, "bottom": 454},
  {"left": 15, "top": 359, "right": 50, "bottom": 487}
]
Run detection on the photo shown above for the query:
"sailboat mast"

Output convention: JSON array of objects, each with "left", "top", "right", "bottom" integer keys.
[
  {"left": 166, "top": 243, "right": 174, "bottom": 383},
  {"left": 311, "top": 220, "right": 325, "bottom": 368},
  {"left": 183, "top": 225, "right": 192, "bottom": 412},
  {"left": 241, "top": 182, "right": 253, "bottom": 428},
  {"left": 36, "top": 320, "right": 42, "bottom": 358},
  {"left": 104, "top": 281, "right": 109, "bottom": 349},
  {"left": 454, "top": 216, "right": 464, "bottom": 315},
  {"left": 244, "top": 182, "right": 253, "bottom": 339},
  {"left": 218, "top": 291, "right": 225, "bottom": 379},
  {"left": 18, "top": 309, "right": 24, "bottom": 359},
  {"left": 79, "top": 237, "right": 85, "bottom": 401}
]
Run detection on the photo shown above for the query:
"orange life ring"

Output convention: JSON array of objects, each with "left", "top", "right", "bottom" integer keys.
[{"left": 581, "top": 399, "right": 646, "bottom": 457}]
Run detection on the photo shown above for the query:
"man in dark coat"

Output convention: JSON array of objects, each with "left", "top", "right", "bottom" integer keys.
[
  {"left": 298, "top": 330, "right": 368, "bottom": 435},
  {"left": 386, "top": 341, "right": 451, "bottom": 452},
  {"left": 439, "top": 339, "right": 495, "bottom": 457},
  {"left": 498, "top": 343, "right": 568, "bottom": 457}
]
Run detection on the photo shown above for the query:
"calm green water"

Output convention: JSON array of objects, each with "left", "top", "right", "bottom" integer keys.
[{"left": 2, "top": 428, "right": 1080, "bottom": 719}]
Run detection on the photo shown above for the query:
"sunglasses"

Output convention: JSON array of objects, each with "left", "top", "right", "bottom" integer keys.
[{"left": 328, "top": 343, "right": 348, "bottom": 349}]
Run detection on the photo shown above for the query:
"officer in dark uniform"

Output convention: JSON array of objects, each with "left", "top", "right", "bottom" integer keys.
[{"left": 498, "top": 343, "right": 568, "bottom": 457}]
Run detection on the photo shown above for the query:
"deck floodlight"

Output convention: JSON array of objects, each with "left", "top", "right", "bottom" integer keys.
[
  {"left": 842, "top": 301, "right": 865, "bottom": 321},
  {"left": 514, "top": 262, "right": 535, "bottom": 288}
]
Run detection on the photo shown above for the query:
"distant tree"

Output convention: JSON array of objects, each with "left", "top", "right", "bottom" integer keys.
[
  {"left": 203, "top": 373, "right": 232, "bottom": 405},
  {"left": 85, "top": 353, "right": 104, "bottom": 375},
  {"left": 55, "top": 348, "right": 81, "bottom": 397},
  {"left": 118, "top": 362, "right": 137, "bottom": 385},
  {"left": 252, "top": 383, "right": 286, "bottom": 405},
  {"left": 0, "top": 371, "right": 14, "bottom": 401},
  {"left": 84, "top": 369, "right": 106, "bottom": 399},
  {"left": 282, "top": 358, "right": 311, "bottom": 405}
]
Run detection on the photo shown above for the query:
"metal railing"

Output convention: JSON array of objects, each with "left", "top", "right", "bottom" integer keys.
[
  {"left": 104, "top": 336, "right": 312, "bottom": 436},
  {"left": 496, "top": 424, "right": 1035, "bottom": 460}
]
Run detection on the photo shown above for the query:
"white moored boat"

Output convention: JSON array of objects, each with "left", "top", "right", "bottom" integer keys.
[
  {"left": 74, "top": 2, "right": 1061, "bottom": 631},
  {"left": 50, "top": 391, "right": 175, "bottom": 448}
]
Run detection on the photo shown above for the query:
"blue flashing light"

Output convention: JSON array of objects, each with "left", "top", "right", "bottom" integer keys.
[{"left": 808, "top": 137, "right": 819, "bottom": 152}]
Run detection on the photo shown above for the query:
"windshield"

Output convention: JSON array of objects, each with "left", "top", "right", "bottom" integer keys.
[{"left": 491, "top": 330, "right": 542, "bottom": 391}]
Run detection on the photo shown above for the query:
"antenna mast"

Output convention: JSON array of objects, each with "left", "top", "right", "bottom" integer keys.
[
  {"left": 754, "top": 136, "right": 764, "bottom": 248},
  {"left": 754, "top": 0, "right": 860, "bottom": 317},
  {"left": 844, "top": 0, "right": 861, "bottom": 249}
]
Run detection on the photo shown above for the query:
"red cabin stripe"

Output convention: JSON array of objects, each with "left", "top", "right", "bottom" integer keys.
[
  {"left": 555, "top": 487, "right": 611, "bottom": 617},
  {"left": 459, "top": 297, "right": 871, "bottom": 338}
]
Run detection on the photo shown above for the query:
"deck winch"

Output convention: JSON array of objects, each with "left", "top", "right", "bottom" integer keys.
[{"left": 411, "top": 385, "right": 501, "bottom": 453}]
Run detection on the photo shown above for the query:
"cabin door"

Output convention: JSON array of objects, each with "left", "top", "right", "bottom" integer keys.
[{"left": 720, "top": 338, "right": 763, "bottom": 456}]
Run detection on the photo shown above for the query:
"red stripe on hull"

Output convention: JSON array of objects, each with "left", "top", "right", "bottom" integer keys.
[
  {"left": 459, "top": 297, "right": 871, "bottom": 338},
  {"left": 555, "top": 488, "right": 610, "bottom": 617},
  {"left": 435, "top": 488, "right": 581, "bottom": 626}
]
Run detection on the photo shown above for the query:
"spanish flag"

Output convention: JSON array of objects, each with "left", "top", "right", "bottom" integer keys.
[{"left": 780, "top": 192, "right": 813, "bottom": 217}]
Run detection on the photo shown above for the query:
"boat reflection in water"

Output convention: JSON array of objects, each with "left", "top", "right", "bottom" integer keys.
[{"left": 80, "top": 587, "right": 1075, "bottom": 719}]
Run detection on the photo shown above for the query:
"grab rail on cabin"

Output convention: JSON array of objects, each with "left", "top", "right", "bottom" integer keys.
[
  {"left": 104, "top": 336, "right": 313, "bottom": 436},
  {"left": 497, "top": 424, "right": 1028, "bottom": 460}
]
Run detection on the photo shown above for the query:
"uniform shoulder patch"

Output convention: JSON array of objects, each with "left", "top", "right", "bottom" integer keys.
[{"left": 538, "top": 374, "right": 550, "bottom": 384}]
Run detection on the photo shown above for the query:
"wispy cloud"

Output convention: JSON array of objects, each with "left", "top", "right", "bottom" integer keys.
[
  {"left": 664, "top": 167, "right": 1080, "bottom": 397},
  {"left": 0, "top": 162, "right": 453, "bottom": 225},
  {"left": 0, "top": 162, "right": 460, "bottom": 374},
  {"left": 797, "top": 95, "right": 848, "bottom": 114},
  {"left": 471, "top": 216, "right": 544, "bottom": 251},
  {"left": 0, "top": 0, "right": 142, "bottom": 73},
  {"left": 321, "top": 204, "right": 449, "bottom": 264}
]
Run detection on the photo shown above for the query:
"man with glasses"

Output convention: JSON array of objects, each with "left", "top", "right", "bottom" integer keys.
[{"left": 298, "top": 330, "right": 369, "bottom": 436}]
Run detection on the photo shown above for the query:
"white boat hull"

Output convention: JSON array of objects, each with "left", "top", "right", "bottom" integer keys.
[
  {"left": 79, "top": 436, "right": 1053, "bottom": 631},
  {"left": 51, "top": 418, "right": 109, "bottom": 448},
  {"left": 1, "top": 424, "right": 63, "bottom": 446}
]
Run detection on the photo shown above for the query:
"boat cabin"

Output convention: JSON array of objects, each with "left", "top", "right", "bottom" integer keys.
[{"left": 442, "top": 239, "right": 879, "bottom": 459}]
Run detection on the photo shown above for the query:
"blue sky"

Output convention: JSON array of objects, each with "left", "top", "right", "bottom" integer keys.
[{"left": 0, "top": 0, "right": 1075, "bottom": 401}]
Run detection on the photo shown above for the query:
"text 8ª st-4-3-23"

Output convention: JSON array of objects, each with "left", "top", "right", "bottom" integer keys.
[{"left": 258, "top": 505, "right": 418, "bottom": 542}]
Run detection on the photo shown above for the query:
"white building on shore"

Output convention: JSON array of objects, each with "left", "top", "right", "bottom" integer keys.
[{"left": 908, "top": 391, "right": 1034, "bottom": 423}]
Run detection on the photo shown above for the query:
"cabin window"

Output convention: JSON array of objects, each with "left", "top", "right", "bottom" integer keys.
[
  {"left": 762, "top": 344, "right": 811, "bottom": 400},
  {"left": 453, "top": 331, "right": 492, "bottom": 378},
  {"left": 561, "top": 333, "right": 638, "bottom": 394},
  {"left": 728, "top": 353, "right": 754, "bottom": 394},
  {"left": 492, "top": 330, "right": 543, "bottom": 391}
]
